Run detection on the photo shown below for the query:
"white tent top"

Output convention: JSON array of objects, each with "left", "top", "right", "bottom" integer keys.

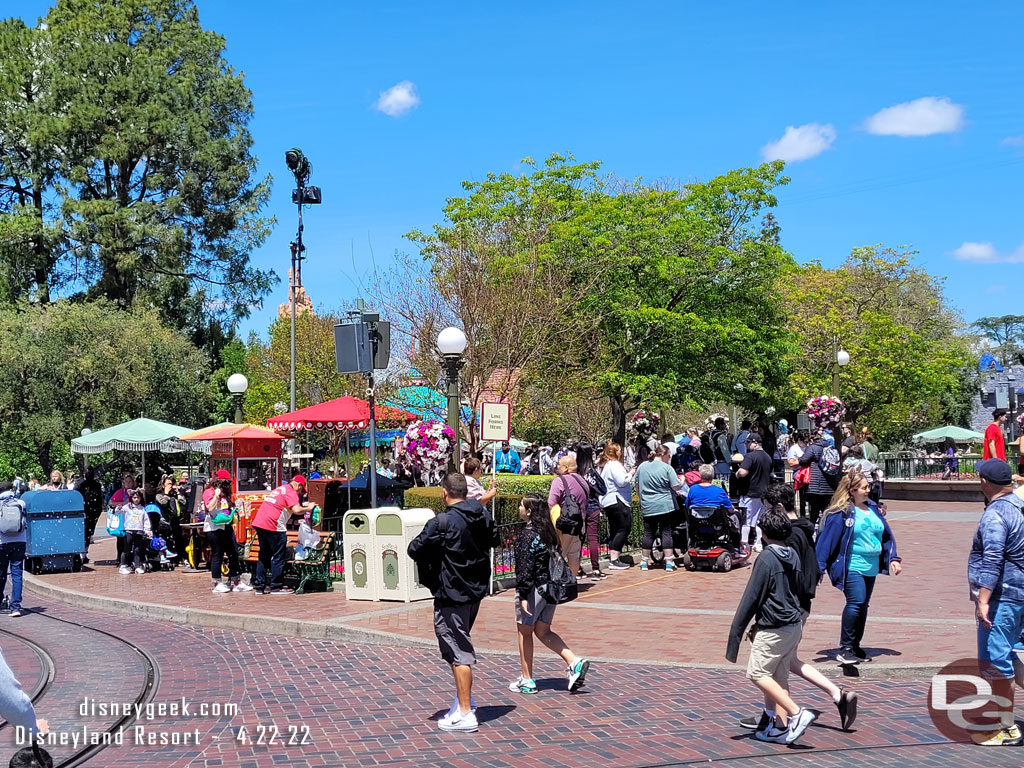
[{"left": 71, "top": 417, "right": 210, "bottom": 455}]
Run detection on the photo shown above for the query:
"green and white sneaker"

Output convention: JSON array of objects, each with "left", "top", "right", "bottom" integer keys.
[
  {"left": 567, "top": 658, "right": 591, "bottom": 691},
  {"left": 508, "top": 676, "right": 537, "bottom": 694}
]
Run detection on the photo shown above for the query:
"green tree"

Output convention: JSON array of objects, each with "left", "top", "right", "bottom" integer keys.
[
  {"left": 784, "top": 246, "right": 975, "bottom": 446},
  {"left": 0, "top": 18, "right": 63, "bottom": 303},
  {"left": 0, "top": 300, "right": 211, "bottom": 474},
  {"left": 556, "top": 160, "right": 797, "bottom": 442},
  {"left": 0, "top": 0, "right": 276, "bottom": 345},
  {"left": 972, "top": 315, "right": 1024, "bottom": 367}
]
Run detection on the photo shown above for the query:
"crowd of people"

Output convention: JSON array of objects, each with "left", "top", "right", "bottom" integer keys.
[
  {"left": 0, "top": 465, "right": 324, "bottom": 599},
  {"left": 401, "top": 415, "right": 913, "bottom": 744}
]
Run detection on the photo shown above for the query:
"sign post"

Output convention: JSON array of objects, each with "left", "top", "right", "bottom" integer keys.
[{"left": 481, "top": 402, "right": 511, "bottom": 595}]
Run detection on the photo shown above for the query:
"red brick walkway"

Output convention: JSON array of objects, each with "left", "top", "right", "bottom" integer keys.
[
  {"left": 2, "top": 596, "right": 1022, "bottom": 768},
  {"left": 30, "top": 501, "right": 983, "bottom": 672}
]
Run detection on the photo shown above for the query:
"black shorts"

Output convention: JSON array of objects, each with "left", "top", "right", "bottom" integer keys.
[{"left": 434, "top": 602, "right": 480, "bottom": 666}]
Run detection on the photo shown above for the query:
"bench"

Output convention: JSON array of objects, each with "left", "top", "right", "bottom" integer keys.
[{"left": 242, "top": 529, "right": 337, "bottom": 595}]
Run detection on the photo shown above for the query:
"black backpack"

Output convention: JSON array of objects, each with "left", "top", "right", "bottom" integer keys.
[
  {"left": 543, "top": 547, "right": 578, "bottom": 604},
  {"left": 698, "top": 432, "right": 716, "bottom": 464},
  {"left": 554, "top": 476, "right": 584, "bottom": 537}
]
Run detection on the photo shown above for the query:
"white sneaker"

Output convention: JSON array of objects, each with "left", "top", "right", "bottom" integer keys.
[
  {"left": 232, "top": 581, "right": 253, "bottom": 592},
  {"left": 446, "top": 695, "right": 477, "bottom": 717},
  {"left": 785, "top": 707, "right": 818, "bottom": 744},
  {"left": 118, "top": 566, "right": 131, "bottom": 575},
  {"left": 212, "top": 582, "right": 231, "bottom": 593},
  {"left": 134, "top": 567, "right": 146, "bottom": 574},
  {"left": 753, "top": 541, "right": 764, "bottom": 553},
  {"left": 165, "top": 550, "right": 177, "bottom": 558},
  {"left": 438, "top": 709, "right": 478, "bottom": 732}
]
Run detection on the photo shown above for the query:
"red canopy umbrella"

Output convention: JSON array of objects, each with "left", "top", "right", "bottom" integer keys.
[{"left": 266, "top": 396, "right": 418, "bottom": 432}]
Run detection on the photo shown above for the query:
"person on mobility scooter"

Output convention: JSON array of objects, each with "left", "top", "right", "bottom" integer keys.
[{"left": 681, "top": 464, "right": 750, "bottom": 572}]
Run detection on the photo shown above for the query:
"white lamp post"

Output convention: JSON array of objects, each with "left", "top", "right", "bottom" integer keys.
[
  {"left": 437, "top": 327, "right": 468, "bottom": 473},
  {"left": 227, "top": 373, "right": 249, "bottom": 424}
]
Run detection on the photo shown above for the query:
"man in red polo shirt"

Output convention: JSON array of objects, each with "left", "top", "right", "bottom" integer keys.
[
  {"left": 985, "top": 409, "right": 1008, "bottom": 461},
  {"left": 251, "top": 475, "right": 315, "bottom": 595}
]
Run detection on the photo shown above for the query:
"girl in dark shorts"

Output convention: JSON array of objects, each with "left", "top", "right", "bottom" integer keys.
[{"left": 508, "top": 494, "right": 591, "bottom": 695}]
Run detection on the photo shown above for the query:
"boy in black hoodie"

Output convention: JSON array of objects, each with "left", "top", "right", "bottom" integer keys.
[
  {"left": 737, "top": 485, "right": 858, "bottom": 732},
  {"left": 726, "top": 506, "right": 818, "bottom": 745}
]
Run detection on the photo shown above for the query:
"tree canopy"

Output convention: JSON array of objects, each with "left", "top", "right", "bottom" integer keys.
[
  {"left": 0, "top": 0, "right": 275, "bottom": 345},
  {"left": 0, "top": 300, "right": 211, "bottom": 473},
  {"left": 784, "top": 246, "right": 975, "bottom": 445}
]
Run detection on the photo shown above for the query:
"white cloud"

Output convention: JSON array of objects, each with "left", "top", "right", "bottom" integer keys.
[
  {"left": 760, "top": 123, "right": 836, "bottom": 163},
  {"left": 951, "top": 241, "right": 1024, "bottom": 263},
  {"left": 1003, "top": 136, "right": 1024, "bottom": 147},
  {"left": 373, "top": 80, "right": 420, "bottom": 117},
  {"left": 863, "top": 96, "right": 964, "bottom": 137}
]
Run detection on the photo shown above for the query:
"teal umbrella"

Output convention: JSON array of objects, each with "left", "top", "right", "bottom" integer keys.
[
  {"left": 912, "top": 426, "right": 986, "bottom": 443},
  {"left": 480, "top": 438, "right": 530, "bottom": 451},
  {"left": 71, "top": 417, "right": 208, "bottom": 483}
]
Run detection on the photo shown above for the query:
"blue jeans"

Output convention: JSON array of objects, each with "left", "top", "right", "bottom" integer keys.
[
  {"left": 0, "top": 542, "right": 26, "bottom": 611},
  {"left": 841, "top": 571, "right": 876, "bottom": 651},
  {"left": 978, "top": 599, "right": 1024, "bottom": 679},
  {"left": 253, "top": 528, "right": 287, "bottom": 591}
]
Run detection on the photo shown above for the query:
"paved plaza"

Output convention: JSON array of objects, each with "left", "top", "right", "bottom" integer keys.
[{"left": 2, "top": 499, "right": 1022, "bottom": 766}]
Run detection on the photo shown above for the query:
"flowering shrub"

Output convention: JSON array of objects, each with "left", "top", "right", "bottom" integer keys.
[
  {"left": 629, "top": 411, "right": 661, "bottom": 437},
  {"left": 403, "top": 419, "right": 457, "bottom": 472},
  {"left": 807, "top": 395, "right": 845, "bottom": 428}
]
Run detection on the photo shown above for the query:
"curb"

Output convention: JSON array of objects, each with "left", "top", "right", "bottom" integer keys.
[
  {"left": 24, "top": 574, "right": 944, "bottom": 679},
  {"left": 23, "top": 572, "right": 434, "bottom": 650}
]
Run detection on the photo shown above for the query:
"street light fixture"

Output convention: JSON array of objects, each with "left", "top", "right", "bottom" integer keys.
[
  {"left": 437, "top": 327, "right": 468, "bottom": 474},
  {"left": 227, "top": 373, "right": 249, "bottom": 424},
  {"left": 833, "top": 346, "right": 850, "bottom": 398}
]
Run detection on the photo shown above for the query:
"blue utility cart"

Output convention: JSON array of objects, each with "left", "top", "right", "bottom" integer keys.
[{"left": 20, "top": 490, "right": 86, "bottom": 573}]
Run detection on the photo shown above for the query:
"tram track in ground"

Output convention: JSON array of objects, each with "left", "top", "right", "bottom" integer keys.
[
  {"left": 0, "top": 608, "right": 159, "bottom": 768},
  {"left": 0, "top": 627, "right": 56, "bottom": 727}
]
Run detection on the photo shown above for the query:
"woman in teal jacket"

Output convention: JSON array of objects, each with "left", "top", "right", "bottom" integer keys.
[{"left": 817, "top": 470, "right": 902, "bottom": 665}]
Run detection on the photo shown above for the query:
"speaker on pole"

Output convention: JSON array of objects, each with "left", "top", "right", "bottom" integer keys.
[{"left": 334, "top": 323, "right": 373, "bottom": 374}]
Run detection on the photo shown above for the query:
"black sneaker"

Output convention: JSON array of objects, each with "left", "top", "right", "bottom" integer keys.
[
  {"left": 852, "top": 646, "right": 871, "bottom": 662},
  {"left": 836, "top": 649, "right": 861, "bottom": 665},
  {"left": 837, "top": 688, "right": 858, "bottom": 730},
  {"left": 739, "top": 710, "right": 772, "bottom": 731},
  {"left": 607, "top": 560, "right": 630, "bottom": 570}
]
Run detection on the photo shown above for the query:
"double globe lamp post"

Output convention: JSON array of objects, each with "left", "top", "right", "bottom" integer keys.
[{"left": 437, "top": 327, "right": 468, "bottom": 474}]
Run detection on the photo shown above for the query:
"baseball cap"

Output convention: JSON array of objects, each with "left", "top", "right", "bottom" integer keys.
[
  {"left": 214, "top": 469, "right": 232, "bottom": 480},
  {"left": 977, "top": 459, "right": 1012, "bottom": 486},
  {"left": 291, "top": 474, "right": 307, "bottom": 487}
]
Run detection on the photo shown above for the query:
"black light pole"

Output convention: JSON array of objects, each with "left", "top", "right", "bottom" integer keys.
[{"left": 285, "top": 149, "right": 321, "bottom": 470}]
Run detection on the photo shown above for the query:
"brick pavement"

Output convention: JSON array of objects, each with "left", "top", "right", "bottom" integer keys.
[
  {"left": 31, "top": 503, "right": 984, "bottom": 672},
  {"left": 2, "top": 596, "right": 1024, "bottom": 768}
]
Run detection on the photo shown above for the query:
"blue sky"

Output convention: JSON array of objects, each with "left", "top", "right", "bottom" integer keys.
[{"left": 16, "top": 1, "right": 1024, "bottom": 336}]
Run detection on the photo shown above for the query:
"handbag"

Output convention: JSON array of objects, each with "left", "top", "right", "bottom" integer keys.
[
  {"left": 105, "top": 508, "right": 125, "bottom": 537},
  {"left": 793, "top": 466, "right": 811, "bottom": 490}
]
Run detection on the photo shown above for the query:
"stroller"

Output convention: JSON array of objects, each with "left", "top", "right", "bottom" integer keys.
[
  {"left": 143, "top": 504, "right": 179, "bottom": 571},
  {"left": 681, "top": 505, "right": 751, "bottom": 572}
]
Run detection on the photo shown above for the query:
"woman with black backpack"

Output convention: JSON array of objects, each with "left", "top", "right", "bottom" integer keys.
[
  {"left": 548, "top": 456, "right": 590, "bottom": 580},
  {"left": 575, "top": 444, "right": 608, "bottom": 580},
  {"left": 508, "top": 493, "right": 591, "bottom": 696},
  {"left": 798, "top": 428, "right": 841, "bottom": 528}
]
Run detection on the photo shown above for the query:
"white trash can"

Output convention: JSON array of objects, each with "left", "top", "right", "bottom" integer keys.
[
  {"left": 375, "top": 507, "right": 435, "bottom": 603},
  {"left": 342, "top": 509, "right": 378, "bottom": 601}
]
